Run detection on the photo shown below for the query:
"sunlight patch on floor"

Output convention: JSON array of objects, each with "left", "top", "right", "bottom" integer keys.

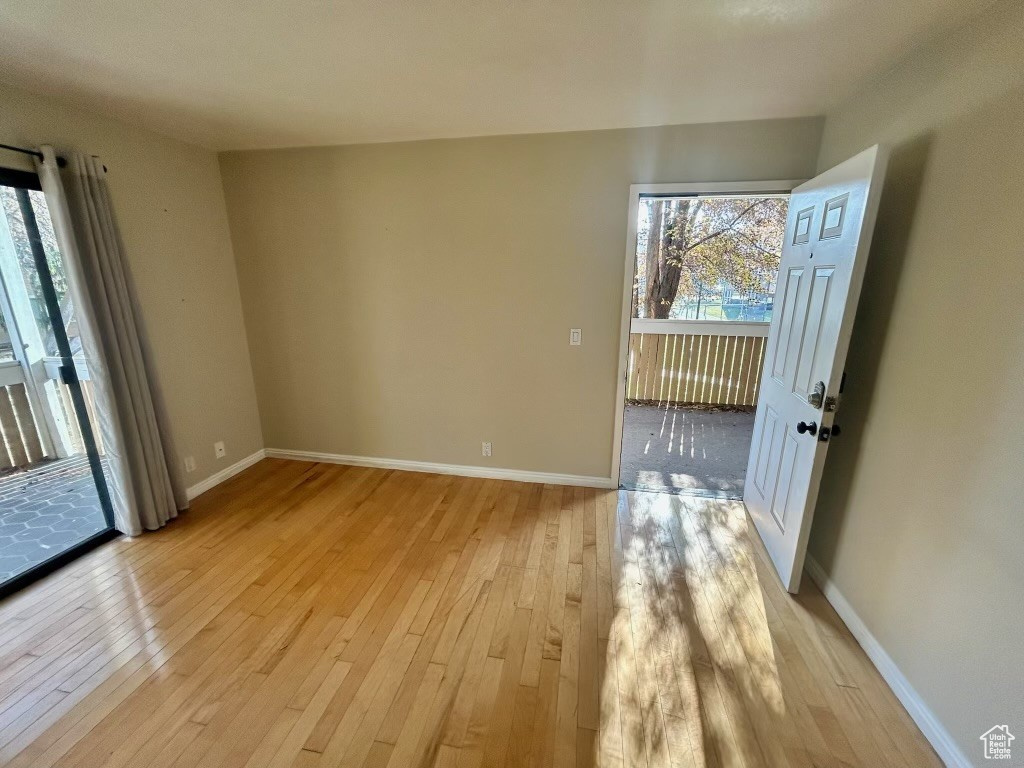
[{"left": 591, "top": 490, "right": 788, "bottom": 766}]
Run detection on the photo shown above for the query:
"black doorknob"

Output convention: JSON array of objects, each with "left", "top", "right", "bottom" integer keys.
[{"left": 796, "top": 421, "right": 818, "bottom": 436}]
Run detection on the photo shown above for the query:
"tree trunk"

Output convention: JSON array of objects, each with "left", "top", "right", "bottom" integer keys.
[
  {"left": 645, "top": 199, "right": 689, "bottom": 319},
  {"left": 642, "top": 200, "right": 664, "bottom": 318}
]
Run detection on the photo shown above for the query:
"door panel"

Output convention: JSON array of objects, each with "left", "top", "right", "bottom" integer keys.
[
  {"left": 794, "top": 266, "right": 835, "bottom": 398},
  {"left": 820, "top": 193, "right": 850, "bottom": 239},
  {"left": 770, "top": 432, "right": 800, "bottom": 532},
  {"left": 744, "top": 145, "right": 889, "bottom": 592},
  {"left": 770, "top": 266, "right": 804, "bottom": 383},
  {"left": 753, "top": 405, "right": 779, "bottom": 496}
]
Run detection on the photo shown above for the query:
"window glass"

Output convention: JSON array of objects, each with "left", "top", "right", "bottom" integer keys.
[
  {"left": 0, "top": 186, "right": 77, "bottom": 357},
  {"left": 632, "top": 195, "right": 789, "bottom": 323},
  {"left": 0, "top": 315, "right": 13, "bottom": 363}
]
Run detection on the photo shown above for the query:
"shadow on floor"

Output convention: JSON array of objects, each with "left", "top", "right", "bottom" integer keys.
[{"left": 619, "top": 403, "right": 755, "bottom": 498}]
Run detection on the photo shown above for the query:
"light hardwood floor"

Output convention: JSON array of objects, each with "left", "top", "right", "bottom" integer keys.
[{"left": 0, "top": 459, "right": 940, "bottom": 767}]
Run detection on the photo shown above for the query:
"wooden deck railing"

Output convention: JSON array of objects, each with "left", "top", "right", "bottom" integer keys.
[
  {"left": 0, "top": 371, "right": 101, "bottom": 472},
  {"left": 0, "top": 383, "right": 45, "bottom": 470},
  {"left": 55, "top": 377, "right": 104, "bottom": 455},
  {"left": 625, "top": 320, "right": 768, "bottom": 407}
]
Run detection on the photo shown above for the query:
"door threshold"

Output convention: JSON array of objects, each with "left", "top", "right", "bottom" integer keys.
[
  {"left": 618, "top": 483, "right": 744, "bottom": 501},
  {"left": 0, "top": 528, "right": 121, "bottom": 601}
]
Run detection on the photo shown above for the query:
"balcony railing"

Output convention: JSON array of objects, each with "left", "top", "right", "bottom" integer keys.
[
  {"left": 0, "top": 382, "right": 44, "bottom": 470},
  {"left": 626, "top": 319, "right": 768, "bottom": 407},
  {"left": 0, "top": 360, "right": 101, "bottom": 473}
]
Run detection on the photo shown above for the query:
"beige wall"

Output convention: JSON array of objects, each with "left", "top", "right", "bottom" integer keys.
[
  {"left": 0, "top": 81, "right": 263, "bottom": 486},
  {"left": 809, "top": 0, "right": 1024, "bottom": 759},
  {"left": 219, "top": 118, "right": 822, "bottom": 478}
]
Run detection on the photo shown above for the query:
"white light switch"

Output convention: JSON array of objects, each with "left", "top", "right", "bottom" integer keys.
[{"left": 569, "top": 328, "right": 582, "bottom": 346}]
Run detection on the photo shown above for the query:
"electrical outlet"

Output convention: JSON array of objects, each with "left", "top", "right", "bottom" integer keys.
[
  {"left": 482, "top": 442, "right": 492, "bottom": 457},
  {"left": 183, "top": 455, "right": 197, "bottom": 473},
  {"left": 214, "top": 441, "right": 226, "bottom": 459},
  {"left": 569, "top": 328, "right": 582, "bottom": 346}
]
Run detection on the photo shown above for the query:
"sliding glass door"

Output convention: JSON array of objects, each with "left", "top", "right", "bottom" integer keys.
[{"left": 0, "top": 168, "right": 116, "bottom": 595}]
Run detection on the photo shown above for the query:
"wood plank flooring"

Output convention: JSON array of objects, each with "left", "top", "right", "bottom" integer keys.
[{"left": 0, "top": 459, "right": 941, "bottom": 767}]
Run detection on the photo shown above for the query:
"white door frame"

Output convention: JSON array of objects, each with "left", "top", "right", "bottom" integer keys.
[{"left": 610, "top": 180, "right": 805, "bottom": 486}]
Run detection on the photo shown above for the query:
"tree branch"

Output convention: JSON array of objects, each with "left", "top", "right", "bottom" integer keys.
[
  {"left": 680, "top": 199, "right": 764, "bottom": 253},
  {"left": 732, "top": 228, "right": 778, "bottom": 257}
]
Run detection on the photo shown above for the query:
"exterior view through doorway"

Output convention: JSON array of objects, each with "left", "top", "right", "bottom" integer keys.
[
  {"left": 613, "top": 148, "right": 888, "bottom": 592},
  {"left": 613, "top": 182, "right": 796, "bottom": 498}
]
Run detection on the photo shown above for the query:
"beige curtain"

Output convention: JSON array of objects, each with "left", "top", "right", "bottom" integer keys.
[{"left": 36, "top": 146, "right": 187, "bottom": 535}]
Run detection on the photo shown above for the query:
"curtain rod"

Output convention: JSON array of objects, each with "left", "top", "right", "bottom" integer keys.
[{"left": 0, "top": 143, "right": 68, "bottom": 168}]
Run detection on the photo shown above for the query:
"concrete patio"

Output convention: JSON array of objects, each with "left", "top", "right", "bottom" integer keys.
[
  {"left": 619, "top": 403, "right": 755, "bottom": 498},
  {"left": 0, "top": 456, "right": 109, "bottom": 583}
]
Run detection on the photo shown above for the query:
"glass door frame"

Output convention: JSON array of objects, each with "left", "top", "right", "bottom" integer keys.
[{"left": 0, "top": 166, "right": 118, "bottom": 600}]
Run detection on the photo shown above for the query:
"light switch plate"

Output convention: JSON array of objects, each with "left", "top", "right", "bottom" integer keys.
[{"left": 569, "top": 328, "right": 582, "bottom": 346}]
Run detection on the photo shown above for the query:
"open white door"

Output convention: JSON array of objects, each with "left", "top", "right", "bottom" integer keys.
[{"left": 744, "top": 145, "right": 889, "bottom": 593}]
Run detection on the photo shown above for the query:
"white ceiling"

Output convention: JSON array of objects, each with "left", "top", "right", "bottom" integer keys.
[{"left": 0, "top": 0, "right": 997, "bottom": 151}]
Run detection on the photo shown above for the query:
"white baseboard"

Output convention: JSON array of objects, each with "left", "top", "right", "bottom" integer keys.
[
  {"left": 186, "top": 449, "right": 267, "bottom": 500},
  {"left": 804, "top": 556, "right": 969, "bottom": 768},
  {"left": 264, "top": 448, "right": 617, "bottom": 489}
]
